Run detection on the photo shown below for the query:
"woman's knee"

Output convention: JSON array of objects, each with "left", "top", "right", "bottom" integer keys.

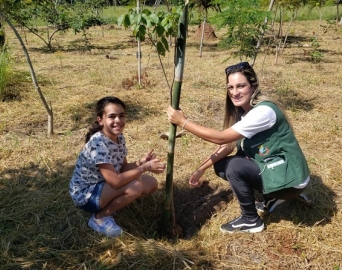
[{"left": 214, "top": 158, "right": 228, "bottom": 180}]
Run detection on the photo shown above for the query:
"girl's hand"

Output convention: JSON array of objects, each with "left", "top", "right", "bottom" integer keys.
[
  {"left": 167, "top": 105, "right": 187, "bottom": 127},
  {"left": 140, "top": 149, "right": 156, "bottom": 164},
  {"left": 146, "top": 158, "right": 166, "bottom": 174},
  {"left": 189, "top": 169, "right": 205, "bottom": 187}
]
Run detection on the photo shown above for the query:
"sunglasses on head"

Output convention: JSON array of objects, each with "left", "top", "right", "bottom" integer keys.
[{"left": 225, "top": 62, "right": 251, "bottom": 74}]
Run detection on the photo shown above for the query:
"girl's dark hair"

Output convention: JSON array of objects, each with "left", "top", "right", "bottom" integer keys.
[{"left": 85, "top": 96, "right": 126, "bottom": 143}]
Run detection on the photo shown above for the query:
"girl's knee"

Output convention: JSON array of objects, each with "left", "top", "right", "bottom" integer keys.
[
  {"left": 151, "top": 178, "right": 158, "bottom": 192},
  {"left": 143, "top": 177, "right": 158, "bottom": 195},
  {"left": 128, "top": 179, "right": 144, "bottom": 198}
]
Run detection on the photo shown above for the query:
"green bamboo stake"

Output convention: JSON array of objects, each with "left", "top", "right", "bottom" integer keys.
[{"left": 162, "top": 0, "right": 189, "bottom": 237}]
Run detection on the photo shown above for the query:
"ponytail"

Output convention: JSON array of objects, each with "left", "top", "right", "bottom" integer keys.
[{"left": 85, "top": 121, "right": 103, "bottom": 143}]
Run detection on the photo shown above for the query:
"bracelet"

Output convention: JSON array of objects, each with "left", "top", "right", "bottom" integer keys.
[
  {"left": 182, "top": 119, "right": 190, "bottom": 130},
  {"left": 139, "top": 166, "right": 144, "bottom": 173},
  {"left": 144, "top": 163, "right": 149, "bottom": 172}
]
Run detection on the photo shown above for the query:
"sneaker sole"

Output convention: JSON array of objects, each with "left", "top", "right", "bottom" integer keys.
[
  {"left": 255, "top": 199, "right": 285, "bottom": 214},
  {"left": 220, "top": 223, "right": 265, "bottom": 234},
  {"left": 90, "top": 226, "right": 123, "bottom": 237},
  {"left": 268, "top": 199, "right": 285, "bottom": 213},
  {"left": 88, "top": 220, "right": 123, "bottom": 237}
]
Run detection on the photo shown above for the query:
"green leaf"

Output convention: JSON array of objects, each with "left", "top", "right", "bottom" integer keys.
[
  {"left": 156, "top": 41, "right": 166, "bottom": 56},
  {"left": 140, "top": 15, "right": 147, "bottom": 26},
  {"left": 141, "top": 9, "right": 151, "bottom": 16},
  {"left": 136, "top": 24, "right": 146, "bottom": 41},
  {"left": 142, "top": 14, "right": 152, "bottom": 28},
  {"left": 117, "top": 14, "right": 124, "bottom": 26},
  {"left": 136, "top": 13, "right": 142, "bottom": 24},
  {"left": 161, "top": 16, "right": 170, "bottom": 27},
  {"left": 149, "top": 13, "right": 159, "bottom": 24},
  {"left": 161, "top": 36, "right": 169, "bottom": 52},
  {"left": 129, "top": 14, "right": 135, "bottom": 25},
  {"left": 155, "top": 25, "right": 165, "bottom": 37}
]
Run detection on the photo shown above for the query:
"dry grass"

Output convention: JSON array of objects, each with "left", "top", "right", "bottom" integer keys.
[{"left": 0, "top": 19, "right": 341, "bottom": 270}]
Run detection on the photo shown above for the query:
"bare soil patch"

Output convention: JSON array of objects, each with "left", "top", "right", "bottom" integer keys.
[
  {"left": 173, "top": 180, "right": 232, "bottom": 238},
  {"left": 195, "top": 23, "right": 217, "bottom": 40}
]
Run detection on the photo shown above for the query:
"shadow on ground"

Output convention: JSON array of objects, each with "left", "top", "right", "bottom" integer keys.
[
  {"left": 169, "top": 173, "right": 337, "bottom": 238},
  {"left": 172, "top": 180, "right": 233, "bottom": 238},
  {"left": 264, "top": 174, "right": 338, "bottom": 228}
]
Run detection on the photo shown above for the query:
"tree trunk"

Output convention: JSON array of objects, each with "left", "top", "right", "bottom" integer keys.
[
  {"left": 252, "top": 0, "right": 275, "bottom": 65},
  {"left": 0, "top": 11, "right": 54, "bottom": 135},
  {"left": 199, "top": 17, "right": 206, "bottom": 58}
]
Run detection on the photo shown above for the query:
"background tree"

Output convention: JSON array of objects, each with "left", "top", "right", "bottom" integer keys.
[
  {"left": 190, "top": 0, "right": 221, "bottom": 18},
  {"left": 0, "top": 11, "right": 54, "bottom": 134},
  {"left": 118, "top": 5, "right": 182, "bottom": 88},
  {"left": 0, "top": 0, "right": 109, "bottom": 50},
  {"left": 211, "top": 0, "right": 270, "bottom": 60},
  {"left": 0, "top": 0, "right": 71, "bottom": 50},
  {"left": 69, "top": 0, "right": 109, "bottom": 47}
]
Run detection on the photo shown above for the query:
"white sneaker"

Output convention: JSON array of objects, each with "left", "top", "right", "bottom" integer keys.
[{"left": 88, "top": 214, "right": 123, "bottom": 237}]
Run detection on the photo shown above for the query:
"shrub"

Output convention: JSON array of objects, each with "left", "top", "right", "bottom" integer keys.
[{"left": 0, "top": 48, "right": 15, "bottom": 101}]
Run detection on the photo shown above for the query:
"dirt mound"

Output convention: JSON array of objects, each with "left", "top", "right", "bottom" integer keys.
[
  {"left": 173, "top": 181, "right": 232, "bottom": 238},
  {"left": 195, "top": 23, "right": 217, "bottom": 40}
]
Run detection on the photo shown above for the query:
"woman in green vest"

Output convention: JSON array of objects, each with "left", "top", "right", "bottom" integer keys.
[{"left": 167, "top": 62, "right": 311, "bottom": 233}]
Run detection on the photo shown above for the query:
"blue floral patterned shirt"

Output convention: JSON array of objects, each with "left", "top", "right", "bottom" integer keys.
[{"left": 69, "top": 132, "right": 127, "bottom": 206}]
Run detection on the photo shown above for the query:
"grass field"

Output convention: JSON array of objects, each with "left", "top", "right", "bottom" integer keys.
[{"left": 0, "top": 11, "right": 342, "bottom": 270}]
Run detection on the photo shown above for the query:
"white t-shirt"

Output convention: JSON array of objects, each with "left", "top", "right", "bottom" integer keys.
[
  {"left": 231, "top": 105, "right": 310, "bottom": 188},
  {"left": 69, "top": 132, "right": 128, "bottom": 206},
  {"left": 231, "top": 105, "right": 276, "bottom": 139}
]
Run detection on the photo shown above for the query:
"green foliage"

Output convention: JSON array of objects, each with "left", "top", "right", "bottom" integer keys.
[
  {"left": 0, "top": 47, "right": 12, "bottom": 100},
  {"left": 0, "top": 27, "right": 5, "bottom": 48},
  {"left": 189, "top": 0, "right": 221, "bottom": 17},
  {"left": 69, "top": 0, "right": 109, "bottom": 35},
  {"left": 0, "top": 0, "right": 72, "bottom": 50},
  {"left": 273, "top": 0, "right": 337, "bottom": 21},
  {"left": 211, "top": 0, "right": 270, "bottom": 59},
  {"left": 310, "top": 37, "right": 324, "bottom": 62},
  {"left": 0, "top": 0, "right": 110, "bottom": 50},
  {"left": 118, "top": 6, "right": 182, "bottom": 56}
]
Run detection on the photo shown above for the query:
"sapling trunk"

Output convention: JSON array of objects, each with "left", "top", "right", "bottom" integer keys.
[
  {"left": 0, "top": 11, "right": 54, "bottom": 135},
  {"left": 162, "top": 0, "right": 189, "bottom": 237}
]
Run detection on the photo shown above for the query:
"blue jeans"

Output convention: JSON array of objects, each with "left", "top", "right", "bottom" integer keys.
[{"left": 79, "top": 182, "right": 105, "bottom": 213}]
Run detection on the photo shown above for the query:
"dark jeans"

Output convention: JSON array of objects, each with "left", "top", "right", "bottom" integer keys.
[{"left": 214, "top": 155, "right": 305, "bottom": 219}]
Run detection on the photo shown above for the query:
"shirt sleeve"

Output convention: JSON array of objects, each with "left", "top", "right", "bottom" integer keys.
[
  {"left": 87, "top": 136, "right": 114, "bottom": 165},
  {"left": 231, "top": 105, "right": 277, "bottom": 139}
]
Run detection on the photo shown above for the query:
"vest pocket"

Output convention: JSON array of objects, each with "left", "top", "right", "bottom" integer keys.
[{"left": 259, "top": 153, "right": 291, "bottom": 193}]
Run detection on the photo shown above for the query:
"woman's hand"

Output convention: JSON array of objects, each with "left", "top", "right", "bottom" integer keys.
[
  {"left": 167, "top": 105, "right": 187, "bottom": 127},
  {"left": 189, "top": 169, "right": 205, "bottom": 187}
]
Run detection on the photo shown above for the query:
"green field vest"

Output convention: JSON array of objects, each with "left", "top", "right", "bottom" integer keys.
[{"left": 241, "top": 101, "right": 310, "bottom": 194}]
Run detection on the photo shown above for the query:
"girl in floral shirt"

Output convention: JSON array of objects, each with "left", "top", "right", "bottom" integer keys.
[{"left": 70, "top": 96, "right": 165, "bottom": 237}]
